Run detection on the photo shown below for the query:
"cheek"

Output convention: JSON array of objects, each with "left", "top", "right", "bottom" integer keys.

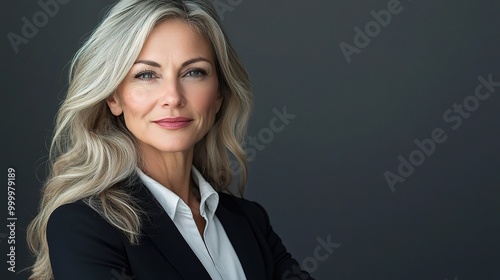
[
  {"left": 188, "top": 82, "right": 220, "bottom": 116},
  {"left": 199, "top": 95, "right": 220, "bottom": 118},
  {"left": 120, "top": 89, "right": 156, "bottom": 118}
]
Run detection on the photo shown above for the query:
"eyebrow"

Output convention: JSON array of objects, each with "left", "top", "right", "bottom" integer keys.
[
  {"left": 133, "top": 60, "right": 161, "bottom": 67},
  {"left": 133, "top": 57, "right": 212, "bottom": 68}
]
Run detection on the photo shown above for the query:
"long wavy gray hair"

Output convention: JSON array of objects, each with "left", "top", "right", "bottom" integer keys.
[{"left": 27, "top": 0, "right": 252, "bottom": 279}]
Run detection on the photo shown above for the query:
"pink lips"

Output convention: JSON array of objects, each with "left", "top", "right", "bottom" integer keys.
[{"left": 153, "top": 117, "right": 193, "bottom": 129}]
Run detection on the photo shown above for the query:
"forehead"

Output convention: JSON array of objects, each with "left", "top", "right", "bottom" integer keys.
[{"left": 137, "top": 19, "right": 214, "bottom": 62}]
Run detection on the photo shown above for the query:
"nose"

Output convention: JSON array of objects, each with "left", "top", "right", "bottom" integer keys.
[{"left": 160, "top": 77, "right": 184, "bottom": 108}]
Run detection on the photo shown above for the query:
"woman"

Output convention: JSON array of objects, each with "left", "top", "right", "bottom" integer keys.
[{"left": 27, "top": 0, "right": 313, "bottom": 279}]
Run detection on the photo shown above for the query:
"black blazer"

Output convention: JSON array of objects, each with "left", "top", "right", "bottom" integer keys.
[{"left": 47, "top": 180, "right": 314, "bottom": 279}]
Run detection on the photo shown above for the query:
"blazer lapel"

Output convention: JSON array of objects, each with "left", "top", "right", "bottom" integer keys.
[
  {"left": 216, "top": 195, "right": 267, "bottom": 280},
  {"left": 132, "top": 182, "right": 212, "bottom": 280}
]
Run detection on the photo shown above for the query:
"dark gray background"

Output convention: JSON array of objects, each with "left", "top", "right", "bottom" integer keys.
[{"left": 2, "top": 0, "right": 500, "bottom": 279}]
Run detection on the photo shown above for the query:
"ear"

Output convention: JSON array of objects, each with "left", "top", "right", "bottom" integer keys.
[
  {"left": 106, "top": 92, "right": 123, "bottom": 116},
  {"left": 215, "top": 93, "right": 223, "bottom": 114}
]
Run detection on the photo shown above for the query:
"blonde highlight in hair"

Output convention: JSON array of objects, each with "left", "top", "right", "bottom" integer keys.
[{"left": 27, "top": 1, "right": 252, "bottom": 279}]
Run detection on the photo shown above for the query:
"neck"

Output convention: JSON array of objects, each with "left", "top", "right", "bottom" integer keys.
[{"left": 140, "top": 146, "right": 196, "bottom": 205}]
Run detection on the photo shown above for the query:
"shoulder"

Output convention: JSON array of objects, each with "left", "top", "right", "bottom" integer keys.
[
  {"left": 219, "top": 193, "right": 267, "bottom": 215},
  {"left": 48, "top": 200, "right": 120, "bottom": 236},
  {"left": 47, "top": 200, "right": 127, "bottom": 257},
  {"left": 218, "top": 193, "right": 314, "bottom": 279},
  {"left": 218, "top": 193, "right": 271, "bottom": 231},
  {"left": 47, "top": 200, "right": 130, "bottom": 278},
  {"left": 49, "top": 200, "right": 101, "bottom": 221}
]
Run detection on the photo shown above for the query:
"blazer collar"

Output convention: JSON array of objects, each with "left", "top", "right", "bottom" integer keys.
[{"left": 132, "top": 181, "right": 212, "bottom": 280}]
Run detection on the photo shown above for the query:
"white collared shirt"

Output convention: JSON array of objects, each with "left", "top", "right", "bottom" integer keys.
[{"left": 137, "top": 167, "right": 247, "bottom": 280}]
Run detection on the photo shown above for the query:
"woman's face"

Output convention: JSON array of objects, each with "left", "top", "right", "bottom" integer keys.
[{"left": 107, "top": 19, "right": 222, "bottom": 156}]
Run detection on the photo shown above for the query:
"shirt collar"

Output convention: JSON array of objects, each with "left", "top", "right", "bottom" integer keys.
[
  {"left": 191, "top": 166, "right": 219, "bottom": 221},
  {"left": 136, "top": 166, "right": 219, "bottom": 221}
]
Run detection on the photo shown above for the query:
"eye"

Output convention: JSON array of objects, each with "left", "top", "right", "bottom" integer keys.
[
  {"left": 185, "top": 68, "right": 208, "bottom": 78},
  {"left": 134, "top": 70, "right": 157, "bottom": 81}
]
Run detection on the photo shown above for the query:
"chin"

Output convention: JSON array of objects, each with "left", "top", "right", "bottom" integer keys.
[
  {"left": 151, "top": 143, "right": 193, "bottom": 153},
  {"left": 148, "top": 140, "right": 197, "bottom": 153}
]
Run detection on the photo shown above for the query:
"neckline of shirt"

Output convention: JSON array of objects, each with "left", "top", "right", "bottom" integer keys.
[{"left": 136, "top": 166, "right": 219, "bottom": 221}]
